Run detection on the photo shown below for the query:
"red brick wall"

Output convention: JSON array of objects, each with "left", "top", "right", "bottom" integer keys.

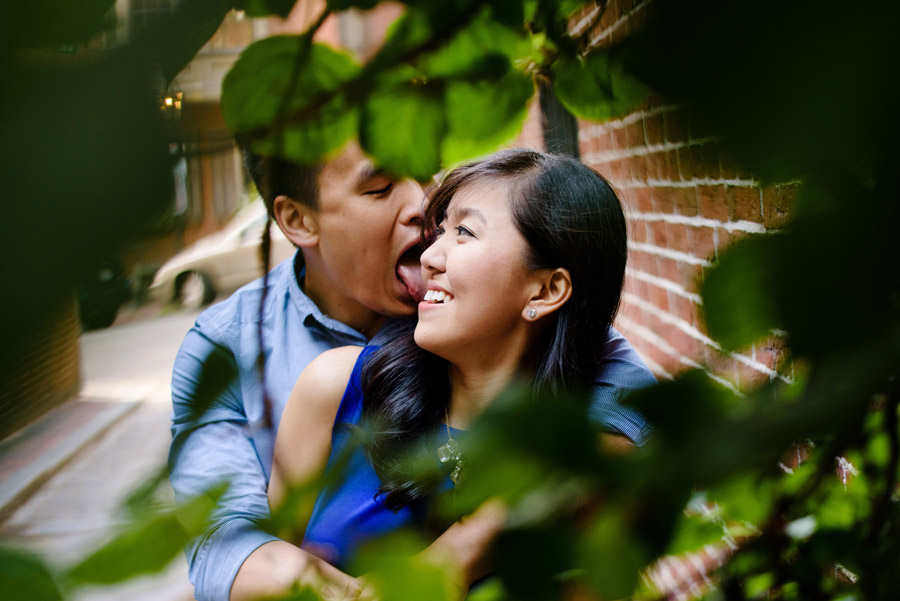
[
  {"left": 575, "top": 0, "right": 794, "bottom": 391},
  {"left": 0, "top": 294, "right": 82, "bottom": 441}
]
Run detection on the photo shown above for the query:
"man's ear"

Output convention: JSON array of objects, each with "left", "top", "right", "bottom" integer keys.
[
  {"left": 273, "top": 195, "right": 319, "bottom": 248},
  {"left": 523, "top": 267, "right": 572, "bottom": 321}
]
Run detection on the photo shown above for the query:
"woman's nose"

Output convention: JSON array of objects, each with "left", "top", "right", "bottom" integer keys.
[{"left": 420, "top": 236, "right": 445, "bottom": 273}]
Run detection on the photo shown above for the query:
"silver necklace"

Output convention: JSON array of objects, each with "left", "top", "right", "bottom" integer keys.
[{"left": 437, "top": 407, "right": 463, "bottom": 485}]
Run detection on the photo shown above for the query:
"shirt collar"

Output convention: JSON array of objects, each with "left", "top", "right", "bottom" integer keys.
[{"left": 287, "top": 251, "right": 369, "bottom": 344}]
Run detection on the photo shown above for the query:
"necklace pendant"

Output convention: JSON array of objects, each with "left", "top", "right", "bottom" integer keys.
[
  {"left": 449, "top": 463, "right": 461, "bottom": 485},
  {"left": 437, "top": 439, "right": 460, "bottom": 464}
]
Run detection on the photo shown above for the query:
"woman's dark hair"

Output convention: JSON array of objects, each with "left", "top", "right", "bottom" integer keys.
[{"left": 360, "top": 148, "right": 627, "bottom": 510}]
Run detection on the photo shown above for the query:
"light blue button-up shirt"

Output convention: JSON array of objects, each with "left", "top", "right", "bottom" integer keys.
[{"left": 169, "top": 252, "right": 654, "bottom": 600}]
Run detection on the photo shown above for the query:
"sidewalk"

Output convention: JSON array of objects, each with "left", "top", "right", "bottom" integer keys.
[
  {"left": 0, "top": 396, "right": 140, "bottom": 523},
  {"left": 0, "top": 305, "right": 200, "bottom": 601},
  {"left": 0, "top": 397, "right": 194, "bottom": 601}
]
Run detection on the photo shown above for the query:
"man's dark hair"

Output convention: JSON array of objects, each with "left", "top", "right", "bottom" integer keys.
[{"left": 241, "top": 148, "right": 322, "bottom": 216}]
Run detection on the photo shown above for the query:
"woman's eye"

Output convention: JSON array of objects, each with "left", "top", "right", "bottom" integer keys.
[
  {"left": 455, "top": 226, "right": 474, "bottom": 237},
  {"left": 365, "top": 183, "right": 393, "bottom": 197}
]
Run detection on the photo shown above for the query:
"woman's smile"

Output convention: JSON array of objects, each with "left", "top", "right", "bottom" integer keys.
[{"left": 422, "top": 289, "right": 454, "bottom": 304}]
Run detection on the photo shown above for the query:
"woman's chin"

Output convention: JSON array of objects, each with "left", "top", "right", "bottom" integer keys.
[{"left": 413, "top": 327, "right": 448, "bottom": 359}]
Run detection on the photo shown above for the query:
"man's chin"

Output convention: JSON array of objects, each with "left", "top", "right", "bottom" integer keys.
[{"left": 391, "top": 299, "right": 419, "bottom": 317}]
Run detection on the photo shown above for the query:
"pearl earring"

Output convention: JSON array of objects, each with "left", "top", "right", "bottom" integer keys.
[{"left": 527, "top": 309, "right": 537, "bottom": 319}]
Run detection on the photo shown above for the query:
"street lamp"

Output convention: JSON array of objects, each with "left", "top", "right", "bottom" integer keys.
[{"left": 160, "top": 91, "right": 182, "bottom": 120}]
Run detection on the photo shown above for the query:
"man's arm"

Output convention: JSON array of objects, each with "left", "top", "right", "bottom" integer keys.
[
  {"left": 232, "top": 541, "right": 362, "bottom": 601},
  {"left": 234, "top": 347, "right": 367, "bottom": 601},
  {"left": 169, "top": 326, "right": 282, "bottom": 601}
]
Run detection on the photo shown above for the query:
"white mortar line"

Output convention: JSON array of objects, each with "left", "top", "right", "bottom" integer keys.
[
  {"left": 628, "top": 242, "right": 711, "bottom": 266},
  {"left": 588, "top": 0, "right": 655, "bottom": 47},
  {"left": 626, "top": 267, "right": 703, "bottom": 303},
  {"left": 611, "top": 177, "right": 761, "bottom": 190},
  {"left": 619, "top": 318, "right": 742, "bottom": 395},
  {"left": 624, "top": 291, "right": 718, "bottom": 347},
  {"left": 579, "top": 105, "right": 680, "bottom": 139},
  {"left": 624, "top": 293, "right": 792, "bottom": 385},
  {"left": 570, "top": 4, "right": 602, "bottom": 37},
  {"left": 582, "top": 136, "right": 723, "bottom": 164},
  {"left": 630, "top": 213, "right": 768, "bottom": 234}
]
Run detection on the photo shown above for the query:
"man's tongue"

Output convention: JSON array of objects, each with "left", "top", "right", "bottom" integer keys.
[{"left": 396, "top": 250, "right": 426, "bottom": 302}]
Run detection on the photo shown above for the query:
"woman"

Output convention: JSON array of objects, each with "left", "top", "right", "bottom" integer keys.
[{"left": 269, "top": 148, "right": 628, "bottom": 596}]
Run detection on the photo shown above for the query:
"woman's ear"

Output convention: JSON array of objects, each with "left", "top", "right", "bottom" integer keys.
[
  {"left": 523, "top": 267, "right": 572, "bottom": 321},
  {"left": 273, "top": 194, "right": 319, "bottom": 248}
]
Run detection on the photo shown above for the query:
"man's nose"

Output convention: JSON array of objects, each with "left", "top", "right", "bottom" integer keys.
[{"left": 398, "top": 178, "right": 426, "bottom": 226}]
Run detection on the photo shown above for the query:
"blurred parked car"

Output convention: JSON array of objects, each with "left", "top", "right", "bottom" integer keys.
[
  {"left": 149, "top": 200, "right": 294, "bottom": 309},
  {"left": 77, "top": 260, "right": 133, "bottom": 330}
]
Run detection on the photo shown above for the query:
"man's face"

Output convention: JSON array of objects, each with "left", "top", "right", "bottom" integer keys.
[{"left": 307, "top": 142, "right": 427, "bottom": 325}]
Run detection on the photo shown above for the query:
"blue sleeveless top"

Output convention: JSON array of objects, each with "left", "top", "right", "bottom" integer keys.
[{"left": 301, "top": 346, "right": 456, "bottom": 570}]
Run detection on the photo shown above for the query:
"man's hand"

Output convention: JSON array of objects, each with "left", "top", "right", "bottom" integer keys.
[{"left": 231, "top": 541, "right": 363, "bottom": 601}]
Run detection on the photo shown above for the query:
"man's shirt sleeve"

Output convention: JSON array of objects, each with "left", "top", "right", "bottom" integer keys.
[
  {"left": 169, "top": 324, "right": 278, "bottom": 601},
  {"left": 589, "top": 327, "right": 657, "bottom": 446}
]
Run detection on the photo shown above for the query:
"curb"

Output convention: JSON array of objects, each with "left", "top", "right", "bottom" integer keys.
[{"left": 0, "top": 398, "right": 142, "bottom": 522}]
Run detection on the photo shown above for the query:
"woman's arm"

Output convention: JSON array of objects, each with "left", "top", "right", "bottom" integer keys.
[
  {"left": 231, "top": 346, "right": 363, "bottom": 601},
  {"left": 269, "top": 345, "right": 364, "bottom": 527}
]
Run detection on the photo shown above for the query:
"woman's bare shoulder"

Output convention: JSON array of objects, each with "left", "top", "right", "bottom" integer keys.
[
  {"left": 274, "top": 346, "right": 365, "bottom": 486},
  {"left": 299, "top": 346, "right": 365, "bottom": 393},
  {"left": 282, "top": 345, "right": 365, "bottom": 427}
]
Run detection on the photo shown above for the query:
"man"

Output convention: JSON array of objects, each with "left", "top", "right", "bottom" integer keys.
[{"left": 169, "top": 141, "right": 655, "bottom": 601}]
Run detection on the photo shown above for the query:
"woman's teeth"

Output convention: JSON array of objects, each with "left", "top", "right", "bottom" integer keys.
[{"left": 423, "top": 289, "right": 453, "bottom": 304}]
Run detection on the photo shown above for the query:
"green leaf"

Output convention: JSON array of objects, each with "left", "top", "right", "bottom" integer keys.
[
  {"left": 664, "top": 513, "right": 727, "bottom": 557},
  {"left": 378, "top": 9, "right": 434, "bottom": 64},
  {"left": 417, "top": 16, "right": 530, "bottom": 80},
  {"left": 148, "top": 0, "right": 232, "bottom": 83},
  {"left": 744, "top": 572, "right": 776, "bottom": 598},
  {"left": 353, "top": 532, "right": 454, "bottom": 601},
  {"left": 360, "top": 83, "right": 446, "bottom": 180},
  {"left": 466, "top": 577, "right": 509, "bottom": 601},
  {"left": 122, "top": 465, "right": 171, "bottom": 517},
  {"left": 0, "top": 547, "right": 63, "bottom": 601},
  {"left": 66, "top": 484, "right": 225, "bottom": 586},
  {"left": 2, "top": 0, "right": 115, "bottom": 51},
  {"left": 66, "top": 513, "right": 191, "bottom": 585},
  {"left": 577, "top": 508, "right": 650, "bottom": 600},
  {"left": 222, "top": 39, "right": 360, "bottom": 165},
  {"left": 442, "top": 70, "right": 534, "bottom": 166},
  {"left": 180, "top": 344, "right": 239, "bottom": 425},
  {"left": 552, "top": 50, "right": 649, "bottom": 122},
  {"left": 487, "top": 0, "right": 525, "bottom": 27},
  {"left": 239, "top": 0, "right": 301, "bottom": 17},
  {"left": 707, "top": 473, "right": 773, "bottom": 527},
  {"left": 495, "top": 526, "right": 576, "bottom": 601},
  {"left": 1, "top": 51, "right": 174, "bottom": 368},
  {"left": 701, "top": 234, "right": 783, "bottom": 351},
  {"left": 327, "top": 0, "right": 379, "bottom": 10}
]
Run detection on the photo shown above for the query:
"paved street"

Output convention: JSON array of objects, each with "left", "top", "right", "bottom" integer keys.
[{"left": 0, "top": 305, "right": 201, "bottom": 601}]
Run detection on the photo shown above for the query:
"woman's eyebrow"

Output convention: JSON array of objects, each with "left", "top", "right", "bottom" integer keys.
[{"left": 448, "top": 206, "right": 486, "bottom": 223}]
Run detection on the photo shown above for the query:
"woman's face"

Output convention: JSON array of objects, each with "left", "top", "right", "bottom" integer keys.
[{"left": 414, "top": 180, "right": 541, "bottom": 364}]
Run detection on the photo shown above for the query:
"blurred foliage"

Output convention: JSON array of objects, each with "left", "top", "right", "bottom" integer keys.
[{"left": 3, "top": 1, "right": 899, "bottom": 600}]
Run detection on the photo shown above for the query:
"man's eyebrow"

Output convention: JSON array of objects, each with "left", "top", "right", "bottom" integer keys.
[
  {"left": 354, "top": 164, "right": 387, "bottom": 187},
  {"left": 448, "top": 206, "right": 486, "bottom": 223}
]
